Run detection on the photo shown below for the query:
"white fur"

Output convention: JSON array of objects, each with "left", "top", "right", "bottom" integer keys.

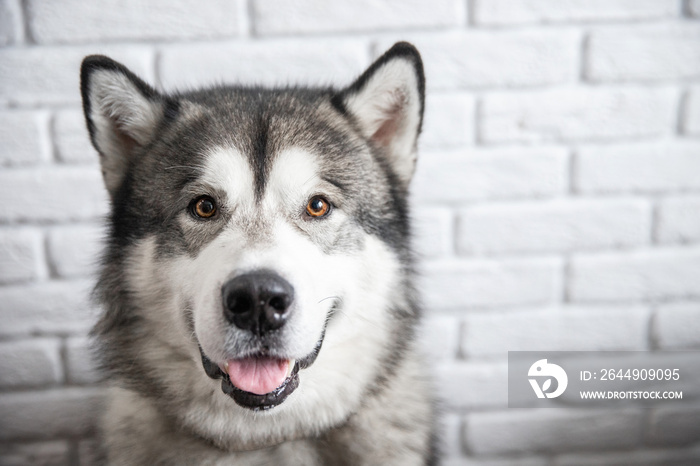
[{"left": 197, "top": 145, "right": 257, "bottom": 208}]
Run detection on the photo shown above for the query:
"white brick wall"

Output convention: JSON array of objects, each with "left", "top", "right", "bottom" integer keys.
[
  {"left": 0, "top": 0, "right": 23, "bottom": 46},
  {"left": 570, "top": 247, "right": 700, "bottom": 302},
  {"left": 472, "top": 0, "right": 679, "bottom": 25},
  {"left": 481, "top": 87, "right": 678, "bottom": 143},
  {"left": 460, "top": 306, "right": 650, "bottom": 356},
  {"left": 456, "top": 199, "right": 651, "bottom": 255},
  {"left": 412, "top": 147, "right": 569, "bottom": 202},
  {"left": 0, "top": 111, "right": 51, "bottom": 165},
  {"left": 586, "top": 23, "right": 700, "bottom": 82},
  {"left": 465, "top": 409, "right": 645, "bottom": 455},
  {"left": 576, "top": 141, "right": 700, "bottom": 194},
  {"left": 25, "top": 0, "right": 244, "bottom": 44},
  {"left": 0, "top": 339, "right": 63, "bottom": 389},
  {"left": 657, "top": 196, "right": 700, "bottom": 243},
  {"left": 0, "top": 441, "right": 72, "bottom": 466},
  {"left": 253, "top": 0, "right": 466, "bottom": 35},
  {"left": 653, "top": 302, "right": 700, "bottom": 349},
  {"left": 647, "top": 406, "right": 700, "bottom": 446},
  {"left": 421, "top": 257, "right": 562, "bottom": 309},
  {"left": 686, "top": 86, "right": 700, "bottom": 134},
  {"left": 0, "top": 228, "right": 45, "bottom": 284},
  {"left": 1, "top": 1, "right": 699, "bottom": 464}
]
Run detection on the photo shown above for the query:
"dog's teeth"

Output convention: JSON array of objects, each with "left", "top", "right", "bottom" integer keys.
[
  {"left": 286, "top": 359, "right": 295, "bottom": 378},
  {"left": 223, "top": 361, "right": 230, "bottom": 372}
]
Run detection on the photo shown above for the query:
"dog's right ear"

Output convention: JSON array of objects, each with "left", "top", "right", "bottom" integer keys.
[{"left": 81, "top": 55, "right": 165, "bottom": 197}]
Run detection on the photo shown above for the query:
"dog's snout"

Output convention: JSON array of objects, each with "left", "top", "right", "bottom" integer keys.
[{"left": 222, "top": 271, "right": 294, "bottom": 335}]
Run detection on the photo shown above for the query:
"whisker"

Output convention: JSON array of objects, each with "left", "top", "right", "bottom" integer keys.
[
  {"left": 318, "top": 295, "right": 341, "bottom": 304},
  {"left": 163, "top": 165, "right": 200, "bottom": 171}
]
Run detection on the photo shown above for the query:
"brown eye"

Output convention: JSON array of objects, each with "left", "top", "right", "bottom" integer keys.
[
  {"left": 192, "top": 196, "right": 217, "bottom": 219},
  {"left": 306, "top": 196, "right": 331, "bottom": 218}
]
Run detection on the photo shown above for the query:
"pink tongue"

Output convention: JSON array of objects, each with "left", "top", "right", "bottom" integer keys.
[{"left": 226, "top": 357, "right": 290, "bottom": 395}]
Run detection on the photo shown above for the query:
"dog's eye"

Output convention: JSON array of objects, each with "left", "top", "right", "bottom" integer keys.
[
  {"left": 306, "top": 196, "right": 331, "bottom": 218},
  {"left": 191, "top": 196, "right": 217, "bottom": 219}
]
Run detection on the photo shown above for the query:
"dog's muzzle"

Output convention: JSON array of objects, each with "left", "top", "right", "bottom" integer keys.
[
  {"left": 199, "top": 270, "right": 330, "bottom": 411},
  {"left": 200, "top": 330, "right": 325, "bottom": 412}
]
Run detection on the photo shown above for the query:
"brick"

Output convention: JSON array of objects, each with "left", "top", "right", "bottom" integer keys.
[
  {"left": 0, "top": 46, "right": 153, "bottom": 105},
  {"left": 587, "top": 23, "right": 700, "bottom": 82},
  {"left": 0, "top": 167, "right": 108, "bottom": 222},
  {"left": 481, "top": 87, "right": 677, "bottom": 143},
  {"left": 53, "top": 109, "right": 98, "bottom": 164},
  {"left": 647, "top": 406, "right": 700, "bottom": 446},
  {"left": 0, "top": 441, "right": 71, "bottom": 466},
  {"left": 26, "top": 0, "right": 241, "bottom": 44},
  {"left": 420, "top": 93, "right": 475, "bottom": 150},
  {"left": 0, "top": 280, "right": 95, "bottom": 336},
  {"left": 556, "top": 446, "right": 700, "bottom": 466},
  {"left": 253, "top": 0, "right": 465, "bottom": 35},
  {"left": 657, "top": 196, "right": 700, "bottom": 244},
  {"left": 473, "top": 0, "right": 678, "bottom": 25},
  {"left": 654, "top": 302, "right": 700, "bottom": 349},
  {"left": 465, "top": 409, "right": 644, "bottom": 455},
  {"left": 0, "top": 388, "right": 103, "bottom": 440},
  {"left": 0, "top": 338, "right": 62, "bottom": 388},
  {"left": 417, "top": 314, "right": 460, "bottom": 359},
  {"left": 421, "top": 258, "right": 561, "bottom": 310},
  {"left": 378, "top": 30, "right": 579, "bottom": 90},
  {"left": 576, "top": 141, "right": 700, "bottom": 194},
  {"left": 457, "top": 199, "right": 651, "bottom": 255},
  {"left": 412, "top": 147, "right": 568, "bottom": 203},
  {"left": 691, "top": 0, "right": 700, "bottom": 17},
  {"left": 570, "top": 248, "right": 700, "bottom": 302},
  {"left": 435, "top": 362, "right": 508, "bottom": 409},
  {"left": 0, "top": 228, "right": 44, "bottom": 284},
  {"left": 0, "top": 111, "right": 50, "bottom": 165},
  {"left": 78, "top": 438, "right": 102, "bottom": 466},
  {"left": 412, "top": 206, "right": 453, "bottom": 258},
  {"left": 0, "top": 0, "right": 23, "bottom": 46},
  {"left": 47, "top": 224, "right": 104, "bottom": 278},
  {"left": 461, "top": 306, "right": 648, "bottom": 357},
  {"left": 440, "top": 414, "right": 464, "bottom": 460},
  {"left": 685, "top": 86, "right": 700, "bottom": 135},
  {"left": 66, "top": 336, "right": 101, "bottom": 385},
  {"left": 454, "top": 458, "right": 547, "bottom": 466},
  {"left": 159, "top": 39, "right": 369, "bottom": 91}
]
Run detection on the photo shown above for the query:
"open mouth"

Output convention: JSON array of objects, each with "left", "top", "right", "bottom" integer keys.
[{"left": 199, "top": 332, "right": 325, "bottom": 412}]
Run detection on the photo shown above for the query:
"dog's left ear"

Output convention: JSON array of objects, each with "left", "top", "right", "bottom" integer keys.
[{"left": 335, "top": 42, "right": 425, "bottom": 187}]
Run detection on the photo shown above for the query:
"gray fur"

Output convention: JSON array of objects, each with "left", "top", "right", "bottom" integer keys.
[{"left": 81, "top": 42, "right": 438, "bottom": 465}]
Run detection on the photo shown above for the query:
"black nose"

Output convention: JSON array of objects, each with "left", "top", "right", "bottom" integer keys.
[{"left": 222, "top": 271, "right": 294, "bottom": 335}]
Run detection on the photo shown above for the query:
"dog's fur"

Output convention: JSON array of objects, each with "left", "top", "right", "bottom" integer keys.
[{"left": 81, "top": 42, "right": 437, "bottom": 465}]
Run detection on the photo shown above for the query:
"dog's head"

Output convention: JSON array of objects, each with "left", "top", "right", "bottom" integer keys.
[{"left": 82, "top": 43, "right": 424, "bottom": 448}]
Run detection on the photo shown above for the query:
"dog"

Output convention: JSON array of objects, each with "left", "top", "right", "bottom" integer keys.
[{"left": 81, "top": 41, "right": 437, "bottom": 465}]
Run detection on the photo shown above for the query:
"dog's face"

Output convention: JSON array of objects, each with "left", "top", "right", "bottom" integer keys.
[{"left": 82, "top": 43, "right": 424, "bottom": 448}]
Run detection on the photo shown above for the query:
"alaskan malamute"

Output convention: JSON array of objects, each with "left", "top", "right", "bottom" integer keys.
[{"left": 81, "top": 41, "right": 437, "bottom": 465}]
